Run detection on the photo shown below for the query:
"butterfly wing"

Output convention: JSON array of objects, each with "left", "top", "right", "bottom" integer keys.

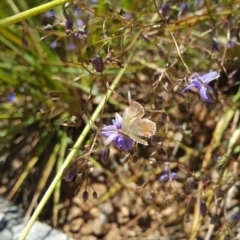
[
  {"left": 130, "top": 119, "right": 156, "bottom": 138},
  {"left": 122, "top": 101, "right": 144, "bottom": 130},
  {"left": 122, "top": 101, "right": 156, "bottom": 145}
]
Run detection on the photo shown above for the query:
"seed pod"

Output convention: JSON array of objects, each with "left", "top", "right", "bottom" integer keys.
[
  {"left": 200, "top": 202, "right": 207, "bottom": 217},
  {"left": 82, "top": 190, "right": 89, "bottom": 202},
  {"left": 92, "top": 54, "right": 104, "bottom": 73},
  {"left": 101, "top": 147, "right": 110, "bottom": 164},
  {"left": 92, "top": 191, "right": 98, "bottom": 199},
  {"left": 65, "top": 20, "right": 73, "bottom": 30}
]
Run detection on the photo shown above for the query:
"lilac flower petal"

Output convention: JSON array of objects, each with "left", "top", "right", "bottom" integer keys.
[
  {"left": 199, "top": 85, "right": 211, "bottom": 102},
  {"left": 201, "top": 71, "right": 219, "bottom": 83},
  {"left": 181, "top": 83, "right": 196, "bottom": 93},
  {"left": 159, "top": 174, "right": 169, "bottom": 182},
  {"left": 171, "top": 172, "right": 178, "bottom": 180},
  {"left": 164, "top": 164, "right": 170, "bottom": 173},
  {"left": 76, "top": 19, "right": 84, "bottom": 27},
  {"left": 115, "top": 135, "right": 134, "bottom": 151},
  {"left": 104, "top": 133, "right": 119, "bottom": 145},
  {"left": 101, "top": 125, "right": 117, "bottom": 137},
  {"left": 113, "top": 113, "right": 122, "bottom": 129}
]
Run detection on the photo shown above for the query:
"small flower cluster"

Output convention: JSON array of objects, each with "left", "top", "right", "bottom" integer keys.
[{"left": 159, "top": 163, "right": 178, "bottom": 182}]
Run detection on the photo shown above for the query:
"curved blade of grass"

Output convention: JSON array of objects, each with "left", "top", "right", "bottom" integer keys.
[
  {"left": 18, "top": 48, "right": 136, "bottom": 240},
  {"left": 52, "top": 132, "right": 70, "bottom": 227},
  {"left": 0, "top": 0, "right": 72, "bottom": 28}
]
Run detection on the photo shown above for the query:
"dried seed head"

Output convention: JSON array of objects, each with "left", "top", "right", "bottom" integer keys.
[
  {"left": 82, "top": 191, "right": 89, "bottom": 202},
  {"left": 89, "top": 167, "right": 94, "bottom": 173}
]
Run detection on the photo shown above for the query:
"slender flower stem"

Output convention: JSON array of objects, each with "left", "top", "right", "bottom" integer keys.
[
  {"left": 0, "top": 0, "right": 71, "bottom": 28},
  {"left": 18, "top": 50, "right": 136, "bottom": 240}
]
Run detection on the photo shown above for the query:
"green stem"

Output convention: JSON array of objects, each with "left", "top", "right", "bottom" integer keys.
[
  {"left": 0, "top": 0, "right": 72, "bottom": 28},
  {"left": 18, "top": 50, "right": 136, "bottom": 240}
]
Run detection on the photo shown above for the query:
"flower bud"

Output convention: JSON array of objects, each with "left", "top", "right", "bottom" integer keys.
[
  {"left": 62, "top": 168, "right": 75, "bottom": 182},
  {"left": 92, "top": 55, "right": 104, "bottom": 73},
  {"left": 161, "top": 4, "right": 170, "bottom": 18},
  {"left": 159, "top": 174, "right": 169, "bottom": 182},
  {"left": 200, "top": 202, "right": 207, "bottom": 217},
  {"left": 230, "top": 213, "right": 240, "bottom": 222},
  {"left": 65, "top": 20, "right": 73, "bottom": 30},
  {"left": 101, "top": 147, "right": 110, "bottom": 164}
]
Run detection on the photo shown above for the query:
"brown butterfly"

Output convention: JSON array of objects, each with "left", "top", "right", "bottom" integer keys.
[{"left": 120, "top": 101, "right": 156, "bottom": 145}]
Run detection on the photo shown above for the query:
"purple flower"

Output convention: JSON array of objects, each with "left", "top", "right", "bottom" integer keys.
[
  {"left": 182, "top": 71, "right": 220, "bottom": 102},
  {"left": 67, "top": 43, "right": 76, "bottom": 51},
  {"left": 159, "top": 164, "right": 178, "bottom": 182},
  {"left": 6, "top": 93, "right": 17, "bottom": 102},
  {"left": 101, "top": 113, "right": 134, "bottom": 151},
  {"left": 50, "top": 41, "right": 57, "bottom": 49},
  {"left": 161, "top": 4, "right": 170, "bottom": 18},
  {"left": 159, "top": 172, "right": 178, "bottom": 182},
  {"left": 76, "top": 19, "right": 84, "bottom": 28},
  {"left": 44, "top": 10, "right": 55, "bottom": 18},
  {"left": 200, "top": 202, "right": 207, "bottom": 217},
  {"left": 230, "top": 213, "right": 240, "bottom": 222}
]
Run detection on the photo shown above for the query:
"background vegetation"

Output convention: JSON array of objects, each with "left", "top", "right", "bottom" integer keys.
[{"left": 0, "top": 0, "right": 239, "bottom": 239}]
